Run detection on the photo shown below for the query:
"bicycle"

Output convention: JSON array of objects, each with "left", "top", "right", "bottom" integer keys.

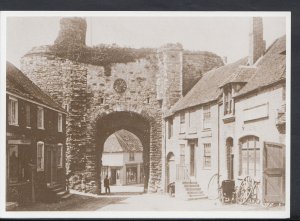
[
  {"left": 207, "top": 173, "right": 222, "bottom": 200},
  {"left": 236, "top": 176, "right": 260, "bottom": 205}
]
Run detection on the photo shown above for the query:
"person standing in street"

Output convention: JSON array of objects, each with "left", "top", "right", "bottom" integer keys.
[{"left": 104, "top": 175, "right": 110, "bottom": 194}]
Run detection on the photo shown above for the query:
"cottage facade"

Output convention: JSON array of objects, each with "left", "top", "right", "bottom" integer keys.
[
  {"left": 101, "top": 130, "right": 144, "bottom": 186},
  {"left": 164, "top": 18, "right": 286, "bottom": 203},
  {"left": 6, "top": 62, "right": 67, "bottom": 204}
]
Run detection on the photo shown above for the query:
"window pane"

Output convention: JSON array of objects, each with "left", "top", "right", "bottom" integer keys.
[{"left": 242, "top": 149, "right": 248, "bottom": 175}]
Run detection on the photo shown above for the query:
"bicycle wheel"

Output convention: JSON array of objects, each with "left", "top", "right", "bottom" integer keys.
[
  {"left": 207, "top": 173, "right": 222, "bottom": 200},
  {"left": 236, "top": 176, "right": 253, "bottom": 205}
]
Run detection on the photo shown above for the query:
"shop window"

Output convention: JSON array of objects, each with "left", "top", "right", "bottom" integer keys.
[
  {"left": 129, "top": 152, "right": 134, "bottom": 161},
  {"left": 224, "top": 85, "right": 233, "bottom": 115},
  {"left": 8, "top": 96, "right": 18, "bottom": 126},
  {"left": 8, "top": 145, "right": 30, "bottom": 183},
  {"left": 203, "top": 105, "right": 211, "bottom": 129},
  {"left": 37, "top": 107, "right": 44, "bottom": 129},
  {"left": 239, "top": 136, "right": 260, "bottom": 177},
  {"left": 57, "top": 143, "right": 63, "bottom": 167},
  {"left": 180, "top": 112, "right": 186, "bottom": 133},
  {"left": 58, "top": 113, "right": 63, "bottom": 132},
  {"left": 37, "top": 141, "right": 44, "bottom": 171},
  {"left": 168, "top": 118, "right": 173, "bottom": 139},
  {"left": 26, "top": 104, "right": 31, "bottom": 128},
  {"left": 8, "top": 145, "right": 18, "bottom": 183},
  {"left": 126, "top": 167, "right": 137, "bottom": 184},
  {"left": 203, "top": 143, "right": 211, "bottom": 168}
]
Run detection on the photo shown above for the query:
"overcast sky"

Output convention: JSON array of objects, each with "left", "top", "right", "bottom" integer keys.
[{"left": 6, "top": 16, "right": 286, "bottom": 68}]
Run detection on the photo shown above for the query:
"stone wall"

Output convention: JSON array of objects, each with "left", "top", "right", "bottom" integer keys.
[
  {"left": 182, "top": 52, "right": 224, "bottom": 95},
  {"left": 20, "top": 17, "right": 224, "bottom": 194}
]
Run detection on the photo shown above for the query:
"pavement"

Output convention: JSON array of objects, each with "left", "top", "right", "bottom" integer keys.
[{"left": 97, "top": 193, "right": 285, "bottom": 211}]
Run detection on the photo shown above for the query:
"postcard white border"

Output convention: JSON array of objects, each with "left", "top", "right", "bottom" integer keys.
[{"left": 0, "top": 11, "right": 291, "bottom": 219}]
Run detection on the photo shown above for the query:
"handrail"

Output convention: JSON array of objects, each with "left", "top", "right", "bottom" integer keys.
[{"left": 176, "top": 164, "right": 191, "bottom": 183}]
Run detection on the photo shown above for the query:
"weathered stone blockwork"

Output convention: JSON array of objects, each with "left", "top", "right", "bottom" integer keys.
[{"left": 20, "top": 17, "right": 223, "bottom": 194}]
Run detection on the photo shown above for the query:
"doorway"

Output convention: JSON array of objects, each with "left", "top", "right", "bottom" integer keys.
[
  {"left": 226, "top": 137, "right": 234, "bottom": 180},
  {"left": 46, "top": 144, "right": 58, "bottom": 186},
  {"left": 263, "top": 142, "right": 285, "bottom": 204},
  {"left": 190, "top": 143, "right": 195, "bottom": 177},
  {"left": 166, "top": 152, "right": 175, "bottom": 186}
]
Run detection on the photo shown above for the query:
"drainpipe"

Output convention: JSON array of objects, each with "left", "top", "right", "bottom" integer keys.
[
  {"left": 164, "top": 118, "right": 167, "bottom": 193},
  {"left": 217, "top": 102, "right": 220, "bottom": 186}
]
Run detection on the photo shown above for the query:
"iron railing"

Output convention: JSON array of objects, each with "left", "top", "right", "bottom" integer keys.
[{"left": 176, "top": 164, "right": 191, "bottom": 183}]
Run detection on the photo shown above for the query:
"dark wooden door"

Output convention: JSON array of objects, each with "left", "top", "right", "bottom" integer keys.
[
  {"left": 45, "top": 145, "right": 58, "bottom": 186},
  {"left": 190, "top": 144, "right": 195, "bottom": 176},
  {"left": 263, "top": 142, "right": 285, "bottom": 204}
]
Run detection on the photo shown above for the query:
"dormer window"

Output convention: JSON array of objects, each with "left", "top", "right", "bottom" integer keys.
[{"left": 224, "top": 85, "right": 233, "bottom": 115}]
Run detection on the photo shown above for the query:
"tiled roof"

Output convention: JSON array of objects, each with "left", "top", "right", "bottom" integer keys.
[
  {"left": 103, "top": 129, "right": 143, "bottom": 153},
  {"left": 170, "top": 35, "right": 286, "bottom": 114},
  {"left": 6, "top": 62, "right": 66, "bottom": 113}
]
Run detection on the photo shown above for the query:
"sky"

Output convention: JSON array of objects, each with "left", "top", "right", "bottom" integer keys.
[{"left": 6, "top": 16, "right": 286, "bottom": 68}]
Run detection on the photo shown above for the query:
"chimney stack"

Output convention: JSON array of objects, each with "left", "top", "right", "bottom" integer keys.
[{"left": 248, "top": 17, "right": 266, "bottom": 65}]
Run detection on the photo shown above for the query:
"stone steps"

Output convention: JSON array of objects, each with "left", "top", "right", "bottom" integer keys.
[
  {"left": 181, "top": 180, "right": 207, "bottom": 201},
  {"left": 47, "top": 184, "right": 70, "bottom": 202}
]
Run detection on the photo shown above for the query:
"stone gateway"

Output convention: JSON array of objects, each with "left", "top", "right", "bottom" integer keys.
[{"left": 20, "top": 17, "right": 224, "bottom": 194}]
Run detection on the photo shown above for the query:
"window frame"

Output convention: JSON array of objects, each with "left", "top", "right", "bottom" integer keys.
[
  {"left": 58, "top": 113, "right": 63, "bottom": 132},
  {"left": 224, "top": 85, "right": 234, "bottom": 115},
  {"left": 179, "top": 112, "right": 186, "bottom": 134},
  {"left": 203, "top": 105, "right": 211, "bottom": 130},
  {"left": 129, "top": 152, "right": 135, "bottom": 161},
  {"left": 203, "top": 143, "right": 212, "bottom": 169},
  {"left": 239, "top": 136, "right": 260, "bottom": 177},
  {"left": 168, "top": 118, "right": 173, "bottom": 139},
  {"left": 57, "top": 143, "right": 63, "bottom": 168},
  {"left": 37, "top": 141, "right": 45, "bottom": 171},
  {"left": 8, "top": 96, "right": 18, "bottom": 126},
  {"left": 37, "top": 106, "right": 45, "bottom": 129},
  {"left": 25, "top": 103, "right": 31, "bottom": 128}
]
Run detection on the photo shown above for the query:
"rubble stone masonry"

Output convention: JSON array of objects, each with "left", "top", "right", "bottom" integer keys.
[{"left": 20, "top": 17, "right": 223, "bottom": 194}]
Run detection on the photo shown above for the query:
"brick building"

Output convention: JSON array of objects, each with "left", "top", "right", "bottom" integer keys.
[
  {"left": 6, "top": 62, "right": 67, "bottom": 204},
  {"left": 164, "top": 18, "right": 286, "bottom": 203}
]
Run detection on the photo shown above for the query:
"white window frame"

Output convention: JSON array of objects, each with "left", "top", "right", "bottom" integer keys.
[
  {"left": 203, "top": 105, "right": 211, "bottom": 130},
  {"left": 179, "top": 112, "right": 186, "bottom": 133},
  {"left": 37, "top": 106, "right": 44, "bottom": 129},
  {"left": 8, "top": 96, "right": 18, "bottom": 126},
  {"left": 37, "top": 141, "right": 45, "bottom": 171},
  {"left": 58, "top": 113, "right": 63, "bottom": 132},
  {"left": 57, "top": 143, "right": 63, "bottom": 168},
  {"left": 26, "top": 104, "right": 31, "bottom": 128},
  {"left": 203, "top": 143, "right": 212, "bottom": 169}
]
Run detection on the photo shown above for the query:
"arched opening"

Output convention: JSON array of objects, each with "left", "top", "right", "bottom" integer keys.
[
  {"left": 96, "top": 111, "right": 150, "bottom": 194},
  {"left": 226, "top": 137, "right": 234, "bottom": 180},
  {"left": 166, "top": 152, "right": 175, "bottom": 187},
  {"left": 101, "top": 129, "right": 144, "bottom": 193}
]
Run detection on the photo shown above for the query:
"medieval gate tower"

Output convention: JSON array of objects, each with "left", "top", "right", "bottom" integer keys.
[{"left": 20, "top": 17, "right": 223, "bottom": 194}]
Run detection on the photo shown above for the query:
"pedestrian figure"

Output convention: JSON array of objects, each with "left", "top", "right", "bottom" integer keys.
[{"left": 104, "top": 175, "right": 110, "bottom": 194}]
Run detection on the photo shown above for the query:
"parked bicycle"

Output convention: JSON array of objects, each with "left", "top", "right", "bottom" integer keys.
[{"left": 236, "top": 175, "right": 260, "bottom": 205}]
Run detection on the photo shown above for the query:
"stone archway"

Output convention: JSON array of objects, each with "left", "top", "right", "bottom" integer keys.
[{"left": 95, "top": 111, "right": 151, "bottom": 193}]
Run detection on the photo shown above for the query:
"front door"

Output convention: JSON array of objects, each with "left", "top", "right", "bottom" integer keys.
[
  {"left": 46, "top": 144, "right": 58, "bottom": 186},
  {"left": 263, "top": 142, "right": 285, "bottom": 204},
  {"left": 190, "top": 144, "right": 195, "bottom": 177}
]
